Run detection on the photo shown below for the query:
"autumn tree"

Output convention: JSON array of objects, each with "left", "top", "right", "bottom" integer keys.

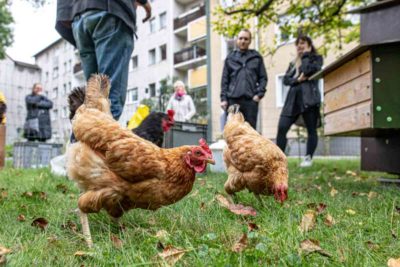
[{"left": 213, "top": 0, "right": 375, "bottom": 55}]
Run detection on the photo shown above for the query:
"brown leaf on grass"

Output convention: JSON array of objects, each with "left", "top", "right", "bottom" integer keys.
[
  {"left": 0, "top": 255, "right": 7, "bottom": 266},
  {"left": 111, "top": 235, "right": 123, "bottom": 249},
  {"left": 324, "top": 214, "right": 335, "bottom": 227},
  {"left": 338, "top": 248, "right": 346, "bottom": 262},
  {"left": 392, "top": 230, "right": 398, "bottom": 239},
  {"left": 334, "top": 176, "right": 342, "bottom": 180},
  {"left": 200, "top": 202, "right": 206, "bottom": 211},
  {"left": 247, "top": 222, "right": 259, "bottom": 232},
  {"left": 299, "top": 239, "right": 331, "bottom": 257},
  {"left": 330, "top": 187, "right": 338, "bottom": 197},
  {"left": 215, "top": 194, "right": 257, "bottom": 216},
  {"left": 388, "top": 258, "right": 400, "bottom": 267},
  {"left": 74, "top": 251, "right": 93, "bottom": 258},
  {"left": 0, "top": 246, "right": 11, "bottom": 256},
  {"left": 366, "top": 241, "right": 379, "bottom": 250},
  {"left": 190, "top": 190, "right": 199, "bottom": 197},
  {"left": 17, "top": 214, "right": 26, "bottom": 222},
  {"left": 56, "top": 184, "right": 68, "bottom": 194},
  {"left": 346, "top": 170, "right": 357, "bottom": 177},
  {"left": 313, "top": 185, "right": 322, "bottom": 191},
  {"left": 61, "top": 220, "right": 78, "bottom": 233},
  {"left": 232, "top": 233, "right": 248, "bottom": 253},
  {"left": 21, "top": 191, "right": 33, "bottom": 197},
  {"left": 368, "top": 191, "right": 378, "bottom": 201},
  {"left": 396, "top": 206, "right": 400, "bottom": 214},
  {"left": 307, "top": 203, "right": 327, "bottom": 214},
  {"left": 158, "top": 245, "right": 186, "bottom": 266},
  {"left": 156, "top": 230, "right": 169, "bottom": 240},
  {"left": 299, "top": 210, "right": 316, "bottom": 233},
  {"left": 31, "top": 217, "right": 48, "bottom": 230},
  {"left": 346, "top": 209, "right": 356, "bottom": 215},
  {"left": 47, "top": 235, "right": 58, "bottom": 244},
  {"left": 36, "top": 191, "right": 47, "bottom": 200},
  {"left": 0, "top": 190, "right": 8, "bottom": 199}
]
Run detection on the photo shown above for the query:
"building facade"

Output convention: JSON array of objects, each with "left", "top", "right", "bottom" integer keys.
[{"left": 0, "top": 54, "right": 41, "bottom": 144}]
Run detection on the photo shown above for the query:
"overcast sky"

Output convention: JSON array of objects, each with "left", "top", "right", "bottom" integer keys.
[{"left": 6, "top": 0, "right": 59, "bottom": 64}]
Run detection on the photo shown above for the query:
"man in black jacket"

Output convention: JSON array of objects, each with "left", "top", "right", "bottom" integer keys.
[
  {"left": 56, "top": 0, "right": 151, "bottom": 120},
  {"left": 220, "top": 29, "right": 268, "bottom": 129}
]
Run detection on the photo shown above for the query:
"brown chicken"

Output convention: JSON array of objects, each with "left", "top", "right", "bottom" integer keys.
[
  {"left": 67, "top": 75, "right": 214, "bottom": 247},
  {"left": 223, "top": 104, "right": 288, "bottom": 203}
]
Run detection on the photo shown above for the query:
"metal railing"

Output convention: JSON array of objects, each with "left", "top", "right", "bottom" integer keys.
[
  {"left": 174, "top": 46, "right": 206, "bottom": 65},
  {"left": 173, "top": 5, "right": 205, "bottom": 30}
]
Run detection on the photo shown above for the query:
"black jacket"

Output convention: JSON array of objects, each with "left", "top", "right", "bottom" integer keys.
[
  {"left": 281, "top": 52, "right": 323, "bottom": 117},
  {"left": 24, "top": 94, "right": 53, "bottom": 141},
  {"left": 221, "top": 49, "right": 268, "bottom": 102},
  {"left": 55, "top": 0, "right": 148, "bottom": 46}
]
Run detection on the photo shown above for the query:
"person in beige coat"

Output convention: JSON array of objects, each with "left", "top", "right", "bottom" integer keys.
[{"left": 166, "top": 81, "right": 196, "bottom": 122}]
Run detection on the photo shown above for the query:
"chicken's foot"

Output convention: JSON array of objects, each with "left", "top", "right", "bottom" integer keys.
[{"left": 79, "top": 209, "right": 93, "bottom": 248}]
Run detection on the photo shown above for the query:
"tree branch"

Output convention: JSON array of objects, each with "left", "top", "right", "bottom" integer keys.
[{"left": 224, "top": 0, "right": 276, "bottom": 16}]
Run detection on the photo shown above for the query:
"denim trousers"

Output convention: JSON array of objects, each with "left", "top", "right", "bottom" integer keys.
[{"left": 72, "top": 10, "right": 134, "bottom": 120}]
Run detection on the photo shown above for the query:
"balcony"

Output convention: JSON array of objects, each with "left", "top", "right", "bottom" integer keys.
[
  {"left": 174, "top": 5, "right": 205, "bottom": 31},
  {"left": 174, "top": 46, "right": 206, "bottom": 70},
  {"left": 73, "top": 62, "right": 82, "bottom": 74}
]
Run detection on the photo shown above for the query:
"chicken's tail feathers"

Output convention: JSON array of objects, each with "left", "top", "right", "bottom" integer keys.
[
  {"left": 84, "top": 74, "right": 111, "bottom": 113},
  {"left": 68, "top": 86, "right": 85, "bottom": 120},
  {"left": 227, "top": 104, "right": 240, "bottom": 114}
]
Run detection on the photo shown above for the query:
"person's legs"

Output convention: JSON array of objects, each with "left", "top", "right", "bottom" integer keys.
[
  {"left": 302, "top": 107, "right": 319, "bottom": 158},
  {"left": 71, "top": 12, "right": 99, "bottom": 80},
  {"left": 236, "top": 99, "right": 258, "bottom": 129},
  {"left": 92, "top": 13, "right": 134, "bottom": 120},
  {"left": 276, "top": 116, "right": 296, "bottom": 153}
]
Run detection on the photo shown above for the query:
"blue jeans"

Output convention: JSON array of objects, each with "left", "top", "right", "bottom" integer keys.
[{"left": 72, "top": 10, "right": 134, "bottom": 120}]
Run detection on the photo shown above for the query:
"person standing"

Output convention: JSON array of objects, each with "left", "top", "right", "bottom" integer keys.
[
  {"left": 0, "top": 91, "right": 6, "bottom": 168},
  {"left": 24, "top": 83, "right": 53, "bottom": 142},
  {"left": 166, "top": 81, "right": 196, "bottom": 122},
  {"left": 276, "top": 35, "right": 323, "bottom": 167},
  {"left": 220, "top": 29, "right": 268, "bottom": 129},
  {"left": 55, "top": 0, "right": 152, "bottom": 120}
]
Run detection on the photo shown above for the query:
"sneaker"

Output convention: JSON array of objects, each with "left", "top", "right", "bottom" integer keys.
[{"left": 300, "top": 155, "right": 313, "bottom": 167}]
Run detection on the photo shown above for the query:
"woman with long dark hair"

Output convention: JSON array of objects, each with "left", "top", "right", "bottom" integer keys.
[
  {"left": 276, "top": 35, "right": 323, "bottom": 167},
  {"left": 23, "top": 83, "right": 53, "bottom": 142}
]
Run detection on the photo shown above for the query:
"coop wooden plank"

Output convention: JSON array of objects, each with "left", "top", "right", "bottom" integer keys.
[
  {"left": 324, "top": 72, "right": 372, "bottom": 114},
  {"left": 324, "top": 101, "right": 372, "bottom": 136},
  {"left": 324, "top": 51, "right": 371, "bottom": 93}
]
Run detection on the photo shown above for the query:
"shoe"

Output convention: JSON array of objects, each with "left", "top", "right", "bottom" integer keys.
[{"left": 300, "top": 155, "right": 313, "bottom": 167}]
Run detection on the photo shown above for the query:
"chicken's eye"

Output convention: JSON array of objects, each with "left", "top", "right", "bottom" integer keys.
[{"left": 195, "top": 151, "right": 202, "bottom": 156}]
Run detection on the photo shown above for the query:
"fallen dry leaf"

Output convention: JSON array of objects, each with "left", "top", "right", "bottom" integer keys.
[
  {"left": 0, "top": 255, "right": 6, "bottom": 266},
  {"left": 61, "top": 220, "right": 78, "bottom": 233},
  {"left": 31, "top": 217, "right": 48, "bottom": 230},
  {"left": 156, "top": 230, "right": 169, "bottom": 240},
  {"left": 17, "top": 214, "right": 26, "bottom": 222},
  {"left": 388, "top": 258, "right": 400, "bottom": 267},
  {"left": 200, "top": 202, "right": 206, "bottom": 210},
  {"left": 299, "top": 210, "right": 316, "bottom": 233},
  {"left": 324, "top": 214, "right": 335, "bottom": 227},
  {"left": 232, "top": 233, "right": 248, "bottom": 253},
  {"left": 368, "top": 191, "right": 378, "bottom": 201},
  {"left": 216, "top": 194, "right": 257, "bottom": 216},
  {"left": 0, "top": 246, "right": 11, "bottom": 256},
  {"left": 334, "top": 176, "right": 342, "bottom": 180},
  {"left": 366, "top": 241, "right": 379, "bottom": 250},
  {"left": 328, "top": 182, "right": 332, "bottom": 188},
  {"left": 158, "top": 245, "right": 186, "bottom": 266},
  {"left": 330, "top": 187, "right": 338, "bottom": 197},
  {"left": 74, "top": 251, "right": 93, "bottom": 258},
  {"left": 111, "top": 235, "right": 123, "bottom": 249},
  {"left": 307, "top": 203, "right": 327, "bottom": 215},
  {"left": 313, "top": 185, "right": 322, "bottom": 191},
  {"left": 346, "top": 209, "right": 356, "bottom": 215},
  {"left": 22, "top": 191, "right": 33, "bottom": 197},
  {"left": 338, "top": 248, "right": 346, "bottom": 262},
  {"left": 346, "top": 170, "right": 357, "bottom": 177},
  {"left": 299, "top": 239, "right": 331, "bottom": 257},
  {"left": 37, "top": 191, "right": 47, "bottom": 200},
  {"left": 56, "top": 184, "right": 68, "bottom": 194},
  {"left": 247, "top": 222, "right": 259, "bottom": 232},
  {"left": 0, "top": 190, "right": 8, "bottom": 199},
  {"left": 190, "top": 190, "right": 199, "bottom": 198},
  {"left": 47, "top": 235, "right": 58, "bottom": 244}
]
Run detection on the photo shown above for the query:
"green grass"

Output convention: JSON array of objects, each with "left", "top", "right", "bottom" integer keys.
[{"left": 0, "top": 159, "right": 399, "bottom": 266}]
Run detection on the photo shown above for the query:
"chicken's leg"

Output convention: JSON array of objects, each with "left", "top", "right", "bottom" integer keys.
[{"left": 79, "top": 209, "right": 93, "bottom": 248}]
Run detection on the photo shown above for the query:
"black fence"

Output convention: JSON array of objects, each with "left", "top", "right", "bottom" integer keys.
[
  {"left": 174, "top": 46, "right": 206, "bottom": 65},
  {"left": 164, "top": 122, "right": 207, "bottom": 148}
]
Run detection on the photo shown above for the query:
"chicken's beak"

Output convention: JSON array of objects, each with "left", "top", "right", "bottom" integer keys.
[{"left": 206, "top": 158, "right": 215, "bottom": 165}]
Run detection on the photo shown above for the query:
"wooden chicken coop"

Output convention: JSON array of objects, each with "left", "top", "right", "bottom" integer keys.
[{"left": 313, "top": 0, "right": 400, "bottom": 175}]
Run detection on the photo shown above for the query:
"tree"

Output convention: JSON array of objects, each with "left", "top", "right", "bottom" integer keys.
[
  {"left": 213, "top": 0, "right": 375, "bottom": 55},
  {"left": 0, "top": 0, "right": 48, "bottom": 59}
]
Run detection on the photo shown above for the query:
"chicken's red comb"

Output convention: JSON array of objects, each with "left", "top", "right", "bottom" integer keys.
[
  {"left": 199, "top": 138, "right": 212, "bottom": 154},
  {"left": 167, "top": 109, "right": 175, "bottom": 119}
]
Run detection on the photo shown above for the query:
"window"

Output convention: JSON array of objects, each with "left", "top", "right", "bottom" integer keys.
[
  {"left": 149, "top": 83, "right": 156, "bottom": 97},
  {"left": 148, "top": 49, "right": 156, "bottom": 65},
  {"left": 275, "top": 74, "right": 324, "bottom": 107},
  {"left": 52, "top": 109, "right": 58, "bottom": 121},
  {"left": 62, "top": 107, "right": 68, "bottom": 118},
  {"left": 159, "top": 12, "right": 167, "bottom": 30},
  {"left": 52, "top": 66, "right": 59, "bottom": 79},
  {"left": 159, "top": 44, "right": 167, "bottom": 61},
  {"left": 63, "top": 84, "right": 67, "bottom": 95},
  {"left": 52, "top": 87, "right": 58, "bottom": 99},
  {"left": 17, "top": 105, "right": 23, "bottom": 115},
  {"left": 63, "top": 62, "right": 67, "bottom": 74},
  {"left": 68, "top": 82, "right": 72, "bottom": 92},
  {"left": 45, "top": 71, "right": 49, "bottom": 82},
  {"left": 127, "top": 87, "right": 138, "bottom": 103},
  {"left": 17, "top": 86, "right": 23, "bottom": 91},
  {"left": 150, "top": 17, "right": 157, "bottom": 33},
  {"left": 131, "top": 56, "right": 138, "bottom": 70},
  {"left": 68, "top": 59, "right": 72, "bottom": 72}
]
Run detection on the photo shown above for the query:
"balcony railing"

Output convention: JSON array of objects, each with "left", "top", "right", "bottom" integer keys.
[
  {"left": 174, "top": 46, "right": 206, "bottom": 65},
  {"left": 73, "top": 62, "right": 82, "bottom": 74},
  {"left": 174, "top": 5, "right": 205, "bottom": 30}
]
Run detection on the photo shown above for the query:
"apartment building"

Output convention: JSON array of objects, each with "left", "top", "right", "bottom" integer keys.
[
  {"left": 34, "top": 38, "right": 85, "bottom": 143},
  {"left": 0, "top": 54, "right": 41, "bottom": 144}
]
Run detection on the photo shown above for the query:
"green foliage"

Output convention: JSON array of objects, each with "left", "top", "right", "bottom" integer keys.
[
  {"left": 0, "top": 0, "right": 13, "bottom": 59},
  {"left": 213, "top": 0, "right": 375, "bottom": 56},
  {"left": 0, "top": 160, "right": 399, "bottom": 265}
]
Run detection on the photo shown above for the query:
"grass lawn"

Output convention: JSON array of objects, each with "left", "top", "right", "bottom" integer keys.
[{"left": 0, "top": 159, "right": 399, "bottom": 266}]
